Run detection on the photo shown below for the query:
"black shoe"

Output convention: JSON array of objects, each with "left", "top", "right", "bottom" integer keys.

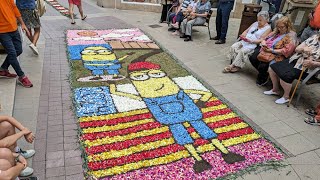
[
  {"left": 215, "top": 39, "right": 226, "bottom": 44},
  {"left": 211, "top": 36, "right": 220, "bottom": 40},
  {"left": 184, "top": 36, "right": 192, "bottom": 42},
  {"left": 168, "top": 27, "right": 176, "bottom": 32},
  {"left": 193, "top": 160, "right": 212, "bottom": 173},
  {"left": 180, "top": 34, "right": 187, "bottom": 38}
]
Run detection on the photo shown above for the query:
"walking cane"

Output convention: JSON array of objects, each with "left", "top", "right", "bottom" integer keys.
[{"left": 287, "top": 66, "right": 305, "bottom": 107}]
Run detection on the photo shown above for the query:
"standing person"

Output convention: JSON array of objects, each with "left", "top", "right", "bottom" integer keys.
[
  {"left": 0, "top": 0, "right": 33, "bottom": 88},
  {"left": 299, "top": 1, "right": 320, "bottom": 43},
  {"left": 69, "top": 0, "right": 87, "bottom": 25},
  {"left": 16, "top": 0, "right": 41, "bottom": 56},
  {"left": 213, "top": 0, "right": 235, "bottom": 44}
]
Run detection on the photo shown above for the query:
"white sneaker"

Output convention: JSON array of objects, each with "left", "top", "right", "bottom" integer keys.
[
  {"left": 275, "top": 97, "right": 289, "bottom": 104},
  {"left": 19, "top": 167, "right": 34, "bottom": 177},
  {"left": 263, "top": 90, "right": 279, "bottom": 96},
  {"left": 29, "top": 43, "right": 39, "bottom": 56},
  {"left": 18, "top": 149, "right": 36, "bottom": 159}
]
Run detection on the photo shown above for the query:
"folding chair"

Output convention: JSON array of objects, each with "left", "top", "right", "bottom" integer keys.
[
  {"left": 193, "top": 9, "right": 213, "bottom": 40},
  {"left": 295, "top": 67, "right": 320, "bottom": 106}
]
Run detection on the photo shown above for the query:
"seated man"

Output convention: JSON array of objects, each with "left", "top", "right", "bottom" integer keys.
[
  {"left": 179, "top": 0, "right": 211, "bottom": 41},
  {"left": 299, "top": 1, "right": 320, "bottom": 43},
  {"left": 0, "top": 148, "right": 34, "bottom": 179},
  {"left": 0, "top": 116, "right": 35, "bottom": 177}
]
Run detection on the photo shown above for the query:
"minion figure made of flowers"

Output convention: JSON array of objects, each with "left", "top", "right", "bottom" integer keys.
[
  {"left": 109, "top": 61, "right": 246, "bottom": 173},
  {"left": 69, "top": 44, "right": 132, "bottom": 82}
]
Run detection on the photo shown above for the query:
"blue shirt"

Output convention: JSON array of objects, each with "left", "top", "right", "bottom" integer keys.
[
  {"left": 195, "top": 0, "right": 211, "bottom": 14},
  {"left": 16, "top": 0, "right": 36, "bottom": 10}
]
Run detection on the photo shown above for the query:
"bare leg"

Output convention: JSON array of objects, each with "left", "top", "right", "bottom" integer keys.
[
  {"left": 26, "top": 28, "right": 33, "bottom": 43},
  {"left": 0, "top": 122, "right": 17, "bottom": 151},
  {"left": 269, "top": 67, "right": 280, "bottom": 93},
  {"left": 77, "top": 4, "right": 84, "bottom": 19},
  {"left": 0, "top": 148, "right": 15, "bottom": 167},
  {"left": 69, "top": 3, "right": 75, "bottom": 23},
  {"left": 32, "top": 28, "right": 41, "bottom": 46},
  {"left": 280, "top": 79, "right": 292, "bottom": 99}
]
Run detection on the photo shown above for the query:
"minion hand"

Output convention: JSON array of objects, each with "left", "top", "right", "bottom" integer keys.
[
  {"left": 195, "top": 100, "right": 206, "bottom": 108},
  {"left": 127, "top": 52, "right": 135, "bottom": 55}
]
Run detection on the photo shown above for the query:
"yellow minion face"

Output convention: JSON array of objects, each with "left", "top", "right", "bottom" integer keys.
[
  {"left": 129, "top": 69, "right": 180, "bottom": 98},
  {"left": 81, "top": 46, "right": 116, "bottom": 61}
]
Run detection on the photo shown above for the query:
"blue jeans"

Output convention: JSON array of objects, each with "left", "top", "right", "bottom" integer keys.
[
  {"left": 169, "top": 11, "right": 184, "bottom": 24},
  {"left": 216, "top": 1, "right": 234, "bottom": 40},
  {"left": 0, "top": 30, "right": 24, "bottom": 77}
]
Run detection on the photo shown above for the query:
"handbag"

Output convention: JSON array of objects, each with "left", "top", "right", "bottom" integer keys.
[
  {"left": 257, "top": 33, "right": 287, "bottom": 63},
  {"left": 257, "top": 50, "right": 275, "bottom": 62}
]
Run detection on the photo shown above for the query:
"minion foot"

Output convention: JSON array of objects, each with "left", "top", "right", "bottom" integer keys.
[
  {"left": 222, "top": 152, "right": 245, "bottom": 164},
  {"left": 193, "top": 160, "right": 212, "bottom": 173}
]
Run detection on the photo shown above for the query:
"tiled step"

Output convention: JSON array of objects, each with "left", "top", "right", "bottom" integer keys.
[{"left": 0, "top": 55, "right": 16, "bottom": 116}]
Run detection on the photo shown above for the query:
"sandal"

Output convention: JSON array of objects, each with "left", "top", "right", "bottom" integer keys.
[
  {"left": 71, "top": 21, "right": 76, "bottom": 24},
  {"left": 82, "top": 15, "right": 87, "bottom": 20},
  {"left": 223, "top": 66, "right": 232, "bottom": 73},
  {"left": 304, "top": 116, "right": 320, "bottom": 126},
  {"left": 305, "top": 108, "right": 317, "bottom": 116},
  {"left": 230, "top": 66, "right": 240, "bottom": 73}
]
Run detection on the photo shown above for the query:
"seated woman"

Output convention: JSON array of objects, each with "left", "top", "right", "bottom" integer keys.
[
  {"left": 168, "top": 0, "right": 193, "bottom": 31},
  {"left": 223, "top": 11, "right": 271, "bottom": 73},
  {"left": 264, "top": 33, "right": 320, "bottom": 104},
  {"left": 179, "top": 0, "right": 211, "bottom": 41},
  {"left": 249, "top": 16, "right": 297, "bottom": 86},
  {"left": 305, "top": 101, "right": 320, "bottom": 126}
]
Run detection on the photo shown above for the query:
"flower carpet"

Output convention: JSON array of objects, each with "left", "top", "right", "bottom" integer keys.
[
  {"left": 45, "top": 0, "right": 71, "bottom": 16},
  {"left": 66, "top": 28, "right": 284, "bottom": 179}
]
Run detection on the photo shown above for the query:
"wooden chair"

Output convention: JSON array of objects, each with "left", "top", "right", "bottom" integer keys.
[
  {"left": 295, "top": 67, "right": 320, "bottom": 106},
  {"left": 193, "top": 9, "right": 213, "bottom": 40}
]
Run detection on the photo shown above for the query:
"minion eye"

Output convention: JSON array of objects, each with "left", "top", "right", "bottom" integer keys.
[
  {"left": 82, "top": 50, "right": 95, "bottom": 54},
  {"left": 97, "top": 50, "right": 110, "bottom": 54},
  {"left": 130, "top": 74, "right": 149, "bottom": 81},
  {"left": 149, "top": 72, "right": 166, "bottom": 78}
]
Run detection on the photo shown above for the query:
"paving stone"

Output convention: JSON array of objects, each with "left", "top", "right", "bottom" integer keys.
[
  {"left": 47, "top": 176, "right": 66, "bottom": 180},
  {"left": 66, "top": 173, "right": 84, "bottom": 180},
  {"left": 32, "top": 161, "right": 46, "bottom": 173},
  {"left": 46, "top": 158, "right": 65, "bottom": 168},
  {"left": 65, "top": 165, "right": 83, "bottom": 175},
  {"left": 64, "top": 130, "right": 77, "bottom": 137},
  {"left": 64, "top": 143, "right": 79, "bottom": 151},
  {"left": 287, "top": 151, "right": 320, "bottom": 165},
  {"left": 48, "top": 124, "right": 64, "bottom": 132},
  {"left": 65, "top": 150, "right": 81, "bottom": 158},
  {"left": 259, "top": 165, "right": 300, "bottom": 180},
  {"left": 47, "top": 143, "right": 64, "bottom": 152},
  {"left": 277, "top": 134, "right": 317, "bottom": 155},
  {"left": 46, "top": 167, "right": 66, "bottom": 178},
  {"left": 47, "top": 151, "right": 64, "bottom": 160},
  {"left": 65, "top": 156, "right": 82, "bottom": 166},
  {"left": 259, "top": 121, "right": 297, "bottom": 139}
]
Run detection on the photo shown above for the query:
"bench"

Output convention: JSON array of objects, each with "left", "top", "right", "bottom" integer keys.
[{"left": 193, "top": 9, "right": 213, "bottom": 40}]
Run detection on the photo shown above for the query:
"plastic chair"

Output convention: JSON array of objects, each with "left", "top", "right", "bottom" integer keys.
[{"left": 295, "top": 67, "right": 320, "bottom": 106}]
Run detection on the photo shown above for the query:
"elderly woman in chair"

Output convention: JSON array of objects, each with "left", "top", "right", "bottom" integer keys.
[
  {"left": 223, "top": 11, "right": 271, "bottom": 73},
  {"left": 179, "top": 0, "right": 211, "bottom": 41},
  {"left": 264, "top": 33, "right": 320, "bottom": 104}
]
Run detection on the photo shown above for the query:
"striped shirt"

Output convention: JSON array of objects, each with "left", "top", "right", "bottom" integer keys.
[{"left": 181, "top": 0, "right": 192, "bottom": 10}]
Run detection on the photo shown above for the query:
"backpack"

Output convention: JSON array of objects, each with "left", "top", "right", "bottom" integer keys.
[{"left": 36, "top": 0, "right": 46, "bottom": 17}]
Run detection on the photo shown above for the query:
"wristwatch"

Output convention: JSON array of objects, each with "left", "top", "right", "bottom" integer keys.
[{"left": 15, "top": 154, "right": 20, "bottom": 163}]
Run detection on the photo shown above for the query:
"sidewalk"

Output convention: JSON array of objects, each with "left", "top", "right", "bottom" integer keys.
[{"left": 4, "top": 0, "right": 320, "bottom": 179}]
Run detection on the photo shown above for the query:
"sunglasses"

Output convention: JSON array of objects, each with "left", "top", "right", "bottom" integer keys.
[{"left": 251, "top": 29, "right": 258, "bottom": 34}]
